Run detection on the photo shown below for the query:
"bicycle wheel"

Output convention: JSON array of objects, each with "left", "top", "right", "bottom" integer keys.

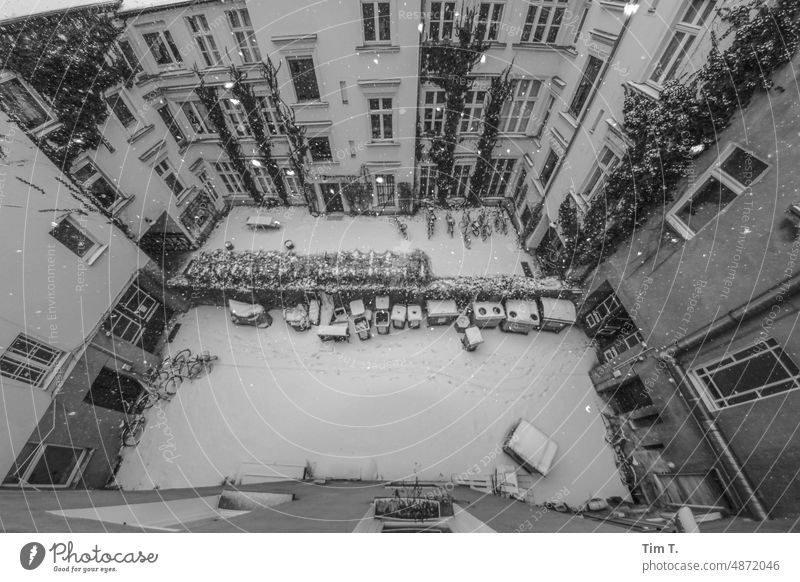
[
  {"left": 186, "top": 359, "right": 204, "bottom": 379},
  {"left": 138, "top": 391, "right": 159, "bottom": 410},
  {"left": 162, "top": 374, "right": 183, "bottom": 395},
  {"left": 122, "top": 420, "right": 146, "bottom": 447},
  {"left": 172, "top": 348, "right": 192, "bottom": 365}
]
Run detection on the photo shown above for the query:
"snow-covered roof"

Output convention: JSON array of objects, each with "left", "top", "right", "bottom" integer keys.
[
  {"left": 0, "top": 0, "right": 119, "bottom": 24},
  {"left": 118, "top": 0, "right": 209, "bottom": 15}
]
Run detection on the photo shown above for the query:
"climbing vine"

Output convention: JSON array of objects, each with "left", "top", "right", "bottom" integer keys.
[
  {"left": 194, "top": 72, "right": 262, "bottom": 205},
  {"left": 546, "top": 0, "right": 800, "bottom": 278},
  {"left": 420, "top": 8, "right": 489, "bottom": 206},
  {"left": 228, "top": 65, "right": 287, "bottom": 205},
  {"left": 468, "top": 66, "right": 513, "bottom": 206},
  {"left": 0, "top": 7, "right": 131, "bottom": 171}
]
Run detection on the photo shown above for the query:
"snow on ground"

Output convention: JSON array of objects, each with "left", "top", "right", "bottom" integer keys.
[
  {"left": 116, "top": 306, "right": 628, "bottom": 506},
  {"left": 199, "top": 206, "right": 537, "bottom": 278}
]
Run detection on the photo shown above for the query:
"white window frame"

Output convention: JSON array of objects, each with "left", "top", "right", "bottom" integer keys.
[
  {"left": 107, "top": 284, "right": 159, "bottom": 345},
  {"left": 226, "top": 8, "right": 262, "bottom": 64},
  {"left": 73, "top": 161, "right": 128, "bottom": 213},
  {"left": 691, "top": 338, "right": 800, "bottom": 411},
  {"left": 141, "top": 29, "right": 183, "bottom": 68},
  {"left": 428, "top": 2, "right": 456, "bottom": 41},
  {"left": 11, "top": 443, "right": 90, "bottom": 488},
  {"left": 485, "top": 158, "right": 516, "bottom": 198},
  {"left": 579, "top": 144, "right": 621, "bottom": 205},
  {"left": 477, "top": 2, "right": 505, "bottom": 42},
  {"left": 0, "top": 72, "right": 57, "bottom": 135},
  {"left": 181, "top": 100, "right": 214, "bottom": 135},
  {"left": 512, "top": 167, "right": 529, "bottom": 209},
  {"left": 361, "top": 1, "right": 392, "bottom": 44},
  {"left": 214, "top": 160, "right": 248, "bottom": 197},
  {"left": 460, "top": 89, "right": 486, "bottom": 134},
  {"left": 251, "top": 164, "right": 279, "bottom": 198},
  {"left": 283, "top": 167, "right": 303, "bottom": 200},
  {"left": 153, "top": 158, "right": 187, "bottom": 200},
  {"left": 500, "top": 78, "right": 542, "bottom": 134},
  {"left": 667, "top": 143, "right": 769, "bottom": 240},
  {"left": 374, "top": 173, "right": 396, "bottom": 207},
  {"left": 220, "top": 97, "right": 251, "bottom": 137},
  {"left": 0, "top": 334, "right": 62, "bottom": 388},
  {"left": 185, "top": 14, "right": 222, "bottom": 67},
  {"left": 419, "top": 165, "right": 437, "bottom": 199},
  {"left": 422, "top": 89, "right": 446, "bottom": 135},
  {"left": 520, "top": 0, "right": 568, "bottom": 44},
  {"left": 453, "top": 163, "right": 472, "bottom": 199},
  {"left": 193, "top": 164, "right": 220, "bottom": 202},
  {"left": 368, "top": 97, "right": 394, "bottom": 141},
  {"left": 106, "top": 91, "right": 138, "bottom": 129},
  {"left": 534, "top": 92, "right": 556, "bottom": 138}
]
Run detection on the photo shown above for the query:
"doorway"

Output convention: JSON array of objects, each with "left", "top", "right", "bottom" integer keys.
[
  {"left": 84, "top": 366, "right": 145, "bottom": 413},
  {"left": 320, "top": 183, "right": 344, "bottom": 213},
  {"left": 8, "top": 443, "right": 90, "bottom": 487}
]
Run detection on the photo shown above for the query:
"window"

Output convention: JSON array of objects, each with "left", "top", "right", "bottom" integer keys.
[
  {"left": 283, "top": 167, "right": 302, "bottom": 197},
  {"left": 0, "top": 76, "right": 51, "bottom": 129},
  {"left": 73, "top": 162, "right": 123, "bottom": 210},
  {"left": 181, "top": 100, "right": 215, "bottom": 134},
  {"left": 650, "top": 0, "right": 716, "bottom": 86},
  {"left": 500, "top": 79, "right": 541, "bottom": 133},
  {"left": 611, "top": 377, "right": 654, "bottom": 414},
  {"left": 0, "top": 334, "right": 61, "bottom": 387},
  {"left": 339, "top": 81, "right": 350, "bottom": 104},
  {"left": 535, "top": 93, "right": 556, "bottom": 137},
  {"left": 116, "top": 39, "right": 142, "bottom": 74},
  {"left": 256, "top": 96, "right": 284, "bottom": 136},
  {"left": 539, "top": 149, "right": 560, "bottom": 187},
  {"left": 287, "top": 57, "right": 321, "bottom": 102},
  {"left": 106, "top": 284, "right": 159, "bottom": 345},
  {"left": 369, "top": 97, "right": 393, "bottom": 139},
  {"left": 453, "top": 164, "right": 472, "bottom": 198},
  {"left": 521, "top": 0, "right": 567, "bottom": 44},
  {"left": 226, "top": 8, "right": 262, "bottom": 64},
  {"left": 582, "top": 146, "right": 620, "bottom": 203},
  {"left": 569, "top": 55, "right": 603, "bottom": 117},
  {"left": 512, "top": 167, "right": 529, "bottom": 208},
  {"left": 214, "top": 161, "right": 247, "bottom": 196},
  {"left": 694, "top": 339, "right": 800, "bottom": 409},
  {"left": 154, "top": 159, "right": 185, "bottom": 197},
  {"left": 362, "top": 2, "right": 391, "bottom": 43},
  {"left": 195, "top": 166, "right": 219, "bottom": 201},
  {"left": 572, "top": 6, "right": 589, "bottom": 44},
  {"left": 106, "top": 92, "right": 136, "bottom": 127},
  {"left": 186, "top": 14, "right": 222, "bottom": 67},
  {"left": 422, "top": 90, "right": 446, "bottom": 135},
  {"left": 419, "top": 166, "right": 436, "bottom": 199},
  {"left": 429, "top": 2, "right": 456, "bottom": 40},
  {"left": 142, "top": 30, "right": 183, "bottom": 66},
  {"left": 486, "top": 159, "right": 516, "bottom": 198},
  {"left": 4, "top": 443, "right": 89, "bottom": 487},
  {"left": 156, "top": 103, "right": 186, "bottom": 144},
  {"left": 584, "top": 292, "right": 623, "bottom": 330},
  {"left": 309, "top": 136, "right": 333, "bottom": 161},
  {"left": 521, "top": 205, "right": 533, "bottom": 227},
  {"left": 251, "top": 165, "right": 278, "bottom": 197},
  {"left": 375, "top": 174, "right": 396, "bottom": 206},
  {"left": 669, "top": 145, "right": 768, "bottom": 237},
  {"left": 477, "top": 3, "right": 505, "bottom": 41},
  {"left": 460, "top": 90, "right": 486, "bottom": 133},
  {"left": 220, "top": 98, "right": 251, "bottom": 137}
]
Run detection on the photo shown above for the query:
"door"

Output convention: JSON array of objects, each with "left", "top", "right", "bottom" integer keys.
[
  {"left": 84, "top": 367, "right": 144, "bottom": 413},
  {"left": 650, "top": 472, "right": 731, "bottom": 510},
  {"left": 12, "top": 444, "right": 90, "bottom": 487},
  {"left": 320, "top": 183, "right": 344, "bottom": 213}
]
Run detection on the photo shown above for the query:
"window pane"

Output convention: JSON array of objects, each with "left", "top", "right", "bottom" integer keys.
[
  {"left": 378, "top": 2, "right": 391, "bottom": 41},
  {"left": 720, "top": 148, "right": 769, "bottom": 187},
  {"left": 362, "top": 3, "right": 376, "bottom": 41},
  {"left": 107, "top": 93, "right": 135, "bottom": 127},
  {"left": 676, "top": 176, "right": 738, "bottom": 233},
  {"left": 0, "top": 78, "right": 49, "bottom": 128},
  {"left": 50, "top": 219, "right": 94, "bottom": 257},
  {"left": 288, "top": 58, "right": 320, "bottom": 101}
]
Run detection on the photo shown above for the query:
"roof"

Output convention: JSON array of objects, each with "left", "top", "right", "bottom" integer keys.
[
  {"left": 506, "top": 419, "right": 558, "bottom": 476},
  {"left": 118, "top": 0, "right": 211, "bottom": 16},
  {"left": 0, "top": 0, "right": 119, "bottom": 23}
]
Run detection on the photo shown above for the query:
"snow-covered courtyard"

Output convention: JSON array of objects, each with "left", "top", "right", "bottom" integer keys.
[
  {"left": 197, "top": 206, "right": 538, "bottom": 278},
  {"left": 116, "top": 305, "right": 628, "bottom": 506}
]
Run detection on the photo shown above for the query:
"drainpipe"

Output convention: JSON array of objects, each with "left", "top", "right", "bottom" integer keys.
[{"left": 656, "top": 271, "right": 800, "bottom": 521}]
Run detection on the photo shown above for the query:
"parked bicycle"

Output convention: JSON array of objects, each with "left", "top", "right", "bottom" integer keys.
[
  {"left": 121, "top": 414, "right": 147, "bottom": 447},
  {"left": 185, "top": 350, "right": 218, "bottom": 379}
]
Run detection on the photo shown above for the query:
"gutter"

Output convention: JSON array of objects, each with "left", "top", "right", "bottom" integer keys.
[{"left": 656, "top": 271, "right": 800, "bottom": 521}]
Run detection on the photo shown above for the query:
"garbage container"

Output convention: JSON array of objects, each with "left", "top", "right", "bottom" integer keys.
[
  {"left": 426, "top": 299, "right": 458, "bottom": 326},
  {"left": 407, "top": 304, "right": 422, "bottom": 329},
  {"left": 472, "top": 301, "right": 505, "bottom": 329},
  {"left": 461, "top": 326, "right": 484, "bottom": 351},
  {"left": 391, "top": 304, "right": 407, "bottom": 329}
]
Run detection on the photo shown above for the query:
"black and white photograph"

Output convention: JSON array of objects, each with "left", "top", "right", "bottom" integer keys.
[{"left": 0, "top": 0, "right": 798, "bottom": 579}]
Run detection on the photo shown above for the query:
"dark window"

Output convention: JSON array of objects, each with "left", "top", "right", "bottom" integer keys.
[
  {"left": 720, "top": 147, "right": 769, "bottom": 187},
  {"left": 611, "top": 377, "right": 654, "bottom": 414},
  {"left": 569, "top": 55, "right": 603, "bottom": 117},
  {"left": 0, "top": 77, "right": 50, "bottom": 129},
  {"left": 0, "top": 334, "right": 61, "bottom": 387},
  {"left": 308, "top": 136, "right": 333, "bottom": 161},
  {"left": 142, "top": 30, "right": 183, "bottom": 65},
  {"left": 675, "top": 176, "right": 737, "bottom": 234},
  {"left": 521, "top": 205, "right": 532, "bottom": 227},
  {"left": 107, "top": 93, "right": 136, "bottom": 127},
  {"left": 362, "top": 2, "right": 391, "bottom": 42},
  {"left": 84, "top": 367, "right": 143, "bottom": 413},
  {"left": 50, "top": 218, "right": 95, "bottom": 258},
  {"left": 288, "top": 57, "right": 320, "bottom": 101},
  {"left": 539, "top": 149, "right": 560, "bottom": 186},
  {"left": 117, "top": 39, "right": 142, "bottom": 73},
  {"left": 157, "top": 104, "right": 185, "bottom": 144},
  {"left": 375, "top": 174, "right": 395, "bottom": 206}
]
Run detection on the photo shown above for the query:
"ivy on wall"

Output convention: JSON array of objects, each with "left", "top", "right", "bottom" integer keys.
[
  {"left": 228, "top": 65, "right": 287, "bottom": 205},
  {"left": 546, "top": 0, "right": 800, "bottom": 278},
  {"left": 468, "top": 66, "right": 513, "bottom": 206},
  {"left": 0, "top": 8, "right": 131, "bottom": 171},
  {"left": 194, "top": 73, "right": 263, "bottom": 205},
  {"left": 420, "top": 8, "right": 489, "bottom": 206}
]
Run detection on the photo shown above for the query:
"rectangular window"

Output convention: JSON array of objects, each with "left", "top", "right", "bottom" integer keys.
[
  {"left": 513, "top": 167, "right": 529, "bottom": 209},
  {"left": 369, "top": 97, "right": 393, "bottom": 139},
  {"left": 422, "top": 90, "right": 446, "bottom": 135},
  {"left": 154, "top": 159, "right": 185, "bottom": 197},
  {"left": 375, "top": 174, "right": 396, "bottom": 206},
  {"left": 220, "top": 98, "right": 252, "bottom": 137},
  {"left": 6, "top": 443, "right": 89, "bottom": 487},
  {"left": 362, "top": 2, "right": 391, "bottom": 43},
  {"left": 196, "top": 167, "right": 219, "bottom": 201},
  {"left": 251, "top": 165, "right": 278, "bottom": 198},
  {"left": 419, "top": 165, "right": 436, "bottom": 199},
  {"left": 106, "top": 92, "right": 136, "bottom": 127},
  {"left": 535, "top": 93, "right": 556, "bottom": 138},
  {"left": 521, "top": 204, "right": 533, "bottom": 228},
  {"left": 106, "top": 284, "right": 159, "bottom": 346},
  {"left": 0, "top": 76, "right": 51, "bottom": 129},
  {"left": 309, "top": 136, "right": 333, "bottom": 161},
  {"left": 116, "top": 39, "right": 142, "bottom": 74},
  {"left": 73, "top": 162, "right": 122, "bottom": 210},
  {"left": 49, "top": 217, "right": 96, "bottom": 258},
  {"left": 521, "top": 0, "right": 567, "bottom": 44},
  {"left": 477, "top": 3, "right": 505, "bottom": 42},
  {"left": 429, "top": 2, "right": 456, "bottom": 41},
  {"left": 650, "top": 0, "right": 716, "bottom": 86},
  {"left": 486, "top": 159, "right": 516, "bottom": 198},
  {"left": 142, "top": 30, "right": 183, "bottom": 66},
  {"left": 539, "top": 149, "right": 560, "bottom": 187},
  {"left": 283, "top": 167, "right": 302, "bottom": 197},
  {"left": 256, "top": 96, "right": 284, "bottom": 136},
  {"left": 287, "top": 57, "right": 321, "bottom": 102},
  {"left": 572, "top": 6, "right": 589, "bottom": 44},
  {"left": 226, "top": 8, "right": 262, "bottom": 64},
  {"left": 181, "top": 100, "right": 215, "bottom": 134},
  {"left": 569, "top": 55, "right": 603, "bottom": 117},
  {"left": 500, "top": 79, "right": 541, "bottom": 133},
  {"left": 582, "top": 146, "right": 620, "bottom": 203},
  {"left": 694, "top": 339, "right": 800, "bottom": 409},
  {"left": 156, "top": 103, "right": 186, "bottom": 144},
  {"left": 669, "top": 145, "right": 769, "bottom": 237},
  {"left": 339, "top": 81, "right": 349, "bottom": 104},
  {"left": 460, "top": 90, "right": 486, "bottom": 133},
  {"left": 453, "top": 164, "right": 472, "bottom": 198},
  {"left": 214, "top": 161, "right": 247, "bottom": 196},
  {"left": 0, "top": 335, "right": 60, "bottom": 387},
  {"left": 186, "top": 14, "right": 222, "bottom": 67}
]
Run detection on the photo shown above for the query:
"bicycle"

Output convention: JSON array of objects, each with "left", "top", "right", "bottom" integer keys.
[
  {"left": 185, "top": 351, "right": 218, "bottom": 379},
  {"left": 394, "top": 216, "right": 408, "bottom": 239},
  {"left": 121, "top": 414, "right": 147, "bottom": 447}
]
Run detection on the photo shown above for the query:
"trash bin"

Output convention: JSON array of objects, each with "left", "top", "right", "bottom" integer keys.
[
  {"left": 500, "top": 300, "right": 539, "bottom": 334},
  {"left": 454, "top": 315, "right": 471, "bottom": 333},
  {"left": 537, "top": 298, "right": 577, "bottom": 333},
  {"left": 472, "top": 301, "right": 505, "bottom": 329},
  {"left": 391, "top": 304, "right": 407, "bottom": 329},
  {"left": 461, "top": 326, "right": 484, "bottom": 351},
  {"left": 426, "top": 299, "right": 458, "bottom": 326},
  {"left": 407, "top": 304, "right": 422, "bottom": 329}
]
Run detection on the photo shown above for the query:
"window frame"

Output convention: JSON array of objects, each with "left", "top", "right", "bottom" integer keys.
[
  {"left": 287, "top": 56, "right": 321, "bottom": 103},
  {"left": 180, "top": 100, "right": 215, "bottom": 135},
  {"left": 477, "top": 2, "right": 505, "bottom": 42},
  {"left": 568, "top": 55, "right": 604, "bottom": 118},
  {"left": 460, "top": 89, "right": 486, "bottom": 134},
  {"left": 422, "top": 89, "right": 447, "bottom": 135},
  {"left": 8, "top": 443, "right": 90, "bottom": 488},
  {"left": 361, "top": 1, "right": 392, "bottom": 44},
  {"left": 580, "top": 144, "right": 621, "bottom": 205},
  {"left": 308, "top": 136, "right": 333, "bottom": 162},
  {"left": 226, "top": 8, "right": 262, "bottom": 64},
  {"left": 214, "top": 160, "right": 248, "bottom": 196},
  {"left": 485, "top": 158, "right": 516, "bottom": 198},
  {"left": 453, "top": 163, "right": 472, "bottom": 199},
  {"left": 106, "top": 284, "right": 159, "bottom": 346},
  {"left": 520, "top": 0, "right": 568, "bottom": 44},
  {"left": 141, "top": 29, "right": 183, "bottom": 67},
  {"left": 0, "top": 333, "right": 62, "bottom": 388},
  {"left": 153, "top": 158, "right": 187, "bottom": 199},
  {"left": 428, "top": 1, "right": 456, "bottom": 41},
  {"left": 106, "top": 91, "right": 137, "bottom": 128},
  {"left": 368, "top": 97, "right": 394, "bottom": 141},
  {"left": 156, "top": 102, "right": 186, "bottom": 145},
  {"left": 539, "top": 149, "right": 561, "bottom": 187},
  {"left": 0, "top": 73, "right": 56, "bottom": 134},
  {"left": 500, "top": 78, "right": 542, "bottom": 134},
  {"left": 185, "top": 13, "right": 223, "bottom": 68},
  {"left": 667, "top": 143, "right": 769, "bottom": 239},
  {"left": 72, "top": 161, "right": 127, "bottom": 212},
  {"left": 374, "top": 173, "right": 396, "bottom": 207}
]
